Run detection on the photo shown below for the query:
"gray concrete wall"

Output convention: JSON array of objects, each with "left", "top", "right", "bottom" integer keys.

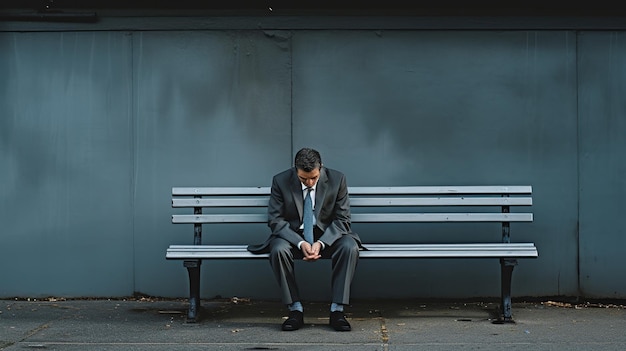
[
  {"left": 578, "top": 32, "right": 626, "bottom": 299},
  {"left": 0, "top": 18, "right": 624, "bottom": 301}
]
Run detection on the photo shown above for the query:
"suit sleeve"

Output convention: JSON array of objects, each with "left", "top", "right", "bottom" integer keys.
[
  {"left": 318, "top": 173, "right": 352, "bottom": 246},
  {"left": 267, "top": 175, "right": 304, "bottom": 247}
]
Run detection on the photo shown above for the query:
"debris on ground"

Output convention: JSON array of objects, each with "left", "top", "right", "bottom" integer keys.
[
  {"left": 543, "top": 300, "right": 626, "bottom": 309},
  {"left": 230, "top": 296, "right": 251, "bottom": 304}
]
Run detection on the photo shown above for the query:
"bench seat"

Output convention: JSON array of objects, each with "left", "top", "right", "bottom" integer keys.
[{"left": 167, "top": 243, "right": 538, "bottom": 259}]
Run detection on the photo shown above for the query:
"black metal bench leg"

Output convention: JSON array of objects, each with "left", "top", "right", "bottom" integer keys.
[
  {"left": 184, "top": 260, "right": 201, "bottom": 323},
  {"left": 496, "top": 258, "right": 518, "bottom": 324}
]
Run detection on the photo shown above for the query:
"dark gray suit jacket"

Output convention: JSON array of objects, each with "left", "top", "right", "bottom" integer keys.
[{"left": 247, "top": 166, "right": 362, "bottom": 254}]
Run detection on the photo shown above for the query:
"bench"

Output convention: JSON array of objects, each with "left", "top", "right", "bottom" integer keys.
[{"left": 166, "top": 185, "right": 537, "bottom": 323}]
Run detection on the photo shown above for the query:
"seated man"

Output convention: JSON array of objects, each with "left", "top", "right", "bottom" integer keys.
[{"left": 248, "top": 147, "right": 362, "bottom": 331}]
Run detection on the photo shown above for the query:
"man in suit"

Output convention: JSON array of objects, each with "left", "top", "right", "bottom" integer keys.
[{"left": 247, "top": 147, "right": 362, "bottom": 331}]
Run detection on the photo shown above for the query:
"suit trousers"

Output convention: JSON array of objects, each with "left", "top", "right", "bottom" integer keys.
[{"left": 268, "top": 234, "right": 360, "bottom": 305}]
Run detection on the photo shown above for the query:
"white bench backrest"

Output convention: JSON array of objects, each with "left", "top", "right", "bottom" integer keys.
[{"left": 172, "top": 186, "right": 533, "bottom": 224}]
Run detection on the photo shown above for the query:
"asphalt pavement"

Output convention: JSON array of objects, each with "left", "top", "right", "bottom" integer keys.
[{"left": 1, "top": 297, "right": 626, "bottom": 350}]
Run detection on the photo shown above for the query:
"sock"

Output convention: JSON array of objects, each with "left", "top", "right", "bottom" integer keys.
[
  {"left": 330, "top": 302, "right": 344, "bottom": 312},
  {"left": 288, "top": 301, "right": 303, "bottom": 312}
]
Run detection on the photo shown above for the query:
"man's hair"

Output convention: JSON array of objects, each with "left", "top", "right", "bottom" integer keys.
[{"left": 294, "top": 148, "right": 322, "bottom": 172}]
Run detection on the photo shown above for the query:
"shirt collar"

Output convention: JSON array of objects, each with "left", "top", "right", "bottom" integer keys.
[{"left": 301, "top": 183, "right": 317, "bottom": 191}]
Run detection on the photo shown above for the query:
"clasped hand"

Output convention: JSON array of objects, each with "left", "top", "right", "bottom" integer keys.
[{"left": 301, "top": 241, "right": 322, "bottom": 261}]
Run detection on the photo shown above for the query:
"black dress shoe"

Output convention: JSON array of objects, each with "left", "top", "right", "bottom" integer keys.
[
  {"left": 282, "top": 310, "right": 304, "bottom": 331},
  {"left": 329, "top": 311, "right": 351, "bottom": 331}
]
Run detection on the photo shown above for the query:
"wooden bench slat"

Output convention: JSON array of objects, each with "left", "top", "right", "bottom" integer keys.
[
  {"left": 351, "top": 197, "right": 532, "bottom": 206},
  {"left": 363, "top": 243, "right": 537, "bottom": 250},
  {"left": 172, "top": 185, "right": 532, "bottom": 196},
  {"left": 348, "top": 185, "right": 532, "bottom": 195},
  {"left": 172, "top": 212, "right": 533, "bottom": 224},
  {"left": 172, "top": 196, "right": 533, "bottom": 208},
  {"left": 172, "top": 198, "right": 270, "bottom": 207},
  {"left": 166, "top": 243, "right": 538, "bottom": 259},
  {"left": 351, "top": 213, "right": 533, "bottom": 222},
  {"left": 359, "top": 249, "right": 538, "bottom": 258},
  {"left": 168, "top": 243, "right": 537, "bottom": 251},
  {"left": 172, "top": 214, "right": 267, "bottom": 223},
  {"left": 172, "top": 187, "right": 270, "bottom": 196}
]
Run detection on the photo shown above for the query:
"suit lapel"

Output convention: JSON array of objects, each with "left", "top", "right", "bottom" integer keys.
[
  {"left": 290, "top": 168, "right": 304, "bottom": 220},
  {"left": 314, "top": 167, "right": 329, "bottom": 219}
]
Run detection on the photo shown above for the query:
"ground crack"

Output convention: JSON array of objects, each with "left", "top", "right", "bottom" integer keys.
[{"left": 371, "top": 309, "right": 389, "bottom": 350}]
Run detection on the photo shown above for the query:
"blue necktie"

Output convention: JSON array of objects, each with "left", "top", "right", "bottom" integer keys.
[{"left": 303, "top": 188, "right": 314, "bottom": 244}]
